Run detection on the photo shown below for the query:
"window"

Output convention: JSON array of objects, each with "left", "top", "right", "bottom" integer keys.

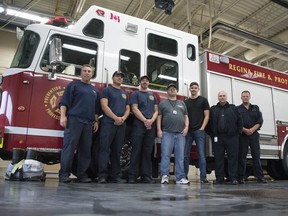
[
  {"left": 187, "top": 44, "right": 196, "bottom": 61},
  {"left": 119, "top": 49, "right": 141, "bottom": 86},
  {"left": 83, "top": 19, "right": 104, "bottom": 39},
  {"left": 11, "top": 30, "right": 40, "bottom": 68},
  {"left": 40, "top": 35, "right": 97, "bottom": 77},
  {"left": 147, "top": 55, "right": 178, "bottom": 91},
  {"left": 148, "top": 33, "right": 177, "bottom": 56}
]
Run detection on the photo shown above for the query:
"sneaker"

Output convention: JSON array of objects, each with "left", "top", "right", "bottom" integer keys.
[
  {"left": 176, "top": 178, "right": 190, "bottom": 185},
  {"left": 200, "top": 179, "right": 210, "bottom": 184},
  {"left": 161, "top": 175, "right": 169, "bottom": 184}
]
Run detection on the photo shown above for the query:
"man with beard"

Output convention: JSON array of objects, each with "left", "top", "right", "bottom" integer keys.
[{"left": 128, "top": 75, "right": 158, "bottom": 184}]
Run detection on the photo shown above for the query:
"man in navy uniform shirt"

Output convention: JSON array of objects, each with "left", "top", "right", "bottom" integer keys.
[
  {"left": 98, "top": 71, "right": 130, "bottom": 183},
  {"left": 59, "top": 64, "right": 100, "bottom": 183},
  {"left": 237, "top": 90, "right": 266, "bottom": 183},
  {"left": 128, "top": 75, "right": 158, "bottom": 184}
]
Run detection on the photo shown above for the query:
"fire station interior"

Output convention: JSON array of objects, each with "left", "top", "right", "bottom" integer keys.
[{"left": 0, "top": 1, "right": 288, "bottom": 216}]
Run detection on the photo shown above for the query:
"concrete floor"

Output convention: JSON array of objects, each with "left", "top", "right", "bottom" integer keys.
[{"left": 0, "top": 166, "right": 288, "bottom": 216}]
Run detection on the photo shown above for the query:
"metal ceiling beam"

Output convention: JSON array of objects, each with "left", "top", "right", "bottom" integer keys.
[
  {"left": 212, "top": 32, "right": 256, "bottom": 51},
  {"left": 129, "top": 0, "right": 145, "bottom": 17},
  {"left": 235, "top": 2, "right": 273, "bottom": 29},
  {"left": 201, "top": 22, "right": 288, "bottom": 54},
  {"left": 70, "top": 0, "right": 86, "bottom": 19},
  {"left": 244, "top": 29, "right": 288, "bottom": 60},
  {"left": 141, "top": 3, "right": 155, "bottom": 20}
]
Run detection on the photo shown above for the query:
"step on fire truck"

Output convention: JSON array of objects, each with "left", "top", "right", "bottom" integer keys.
[{"left": 0, "top": 5, "right": 287, "bottom": 180}]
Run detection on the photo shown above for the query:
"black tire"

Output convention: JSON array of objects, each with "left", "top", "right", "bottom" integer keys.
[
  {"left": 267, "top": 160, "right": 288, "bottom": 180},
  {"left": 120, "top": 120, "right": 132, "bottom": 179},
  {"left": 120, "top": 141, "right": 132, "bottom": 179},
  {"left": 282, "top": 142, "right": 288, "bottom": 177},
  {"left": 152, "top": 157, "right": 159, "bottom": 178},
  {"left": 86, "top": 132, "right": 100, "bottom": 179}
]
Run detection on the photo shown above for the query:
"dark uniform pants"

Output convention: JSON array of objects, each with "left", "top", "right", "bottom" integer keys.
[
  {"left": 128, "top": 119, "right": 155, "bottom": 179},
  {"left": 98, "top": 122, "right": 126, "bottom": 179},
  {"left": 212, "top": 134, "right": 239, "bottom": 181},
  {"left": 59, "top": 116, "right": 93, "bottom": 179},
  {"left": 238, "top": 132, "right": 263, "bottom": 180}
]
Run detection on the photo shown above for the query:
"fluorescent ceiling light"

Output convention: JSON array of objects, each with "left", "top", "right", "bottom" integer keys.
[
  {"left": 158, "top": 74, "right": 177, "bottom": 81},
  {"left": 4, "top": 8, "right": 49, "bottom": 23},
  {"left": 0, "top": 7, "right": 4, "bottom": 13},
  {"left": 62, "top": 44, "right": 97, "bottom": 55}
]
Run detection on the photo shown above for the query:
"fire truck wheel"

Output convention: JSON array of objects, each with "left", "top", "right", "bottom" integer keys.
[
  {"left": 120, "top": 140, "right": 131, "bottom": 179},
  {"left": 71, "top": 132, "right": 100, "bottom": 180},
  {"left": 152, "top": 157, "right": 159, "bottom": 178},
  {"left": 86, "top": 133, "right": 100, "bottom": 179},
  {"left": 267, "top": 160, "right": 288, "bottom": 180},
  {"left": 282, "top": 143, "right": 288, "bottom": 177}
]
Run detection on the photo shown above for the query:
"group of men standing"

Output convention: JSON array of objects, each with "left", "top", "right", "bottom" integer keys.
[{"left": 58, "top": 64, "right": 266, "bottom": 185}]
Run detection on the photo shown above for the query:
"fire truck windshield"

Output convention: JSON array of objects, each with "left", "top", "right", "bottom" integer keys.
[{"left": 10, "top": 30, "right": 40, "bottom": 68}]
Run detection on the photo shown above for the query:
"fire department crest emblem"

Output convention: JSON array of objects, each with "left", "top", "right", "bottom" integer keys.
[
  {"left": 122, "top": 93, "right": 127, "bottom": 100},
  {"left": 44, "top": 86, "right": 65, "bottom": 120}
]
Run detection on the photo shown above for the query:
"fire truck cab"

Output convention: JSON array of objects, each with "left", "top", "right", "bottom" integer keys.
[{"left": 1, "top": 5, "right": 288, "bottom": 180}]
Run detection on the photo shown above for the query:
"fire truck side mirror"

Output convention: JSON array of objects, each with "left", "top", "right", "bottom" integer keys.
[{"left": 48, "top": 38, "right": 63, "bottom": 80}]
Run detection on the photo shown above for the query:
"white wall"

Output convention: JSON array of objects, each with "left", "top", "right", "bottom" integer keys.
[{"left": 0, "top": 30, "right": 19, "bottom": 74}]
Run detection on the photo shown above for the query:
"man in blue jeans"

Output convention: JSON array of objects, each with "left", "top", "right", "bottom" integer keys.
[
  {"left": 157, "top": 83, "right": 189, "bottom": 184},
  {"left": 184, "top": 82, "right": 210, "bottom": 184}
]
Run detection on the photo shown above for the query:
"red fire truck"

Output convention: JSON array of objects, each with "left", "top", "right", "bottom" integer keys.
[
  {"left": 0, "top": 5, "right": 198, "bottom": 177},
  {"left": 0, "top": 5, "right": 287, "bottom": 180}
]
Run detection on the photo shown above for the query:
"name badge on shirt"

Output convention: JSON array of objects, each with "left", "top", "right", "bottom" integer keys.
[{"left": 173, "top": 110, "right": 177, "bottom": 115}]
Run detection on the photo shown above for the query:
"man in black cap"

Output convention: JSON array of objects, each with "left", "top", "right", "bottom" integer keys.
[
  {"left": 157, "top": 83, "right": 190, "bottom": 184},
  {"left": 128, "top": 75, "right": 158, "bottom": 183},
  {"left": 98, "top": 71, "right": 130, "bottom": 183}
]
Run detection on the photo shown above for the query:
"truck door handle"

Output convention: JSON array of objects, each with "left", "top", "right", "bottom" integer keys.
[{"left": 23, "top": 80, "right": 30, "bottom": 84}]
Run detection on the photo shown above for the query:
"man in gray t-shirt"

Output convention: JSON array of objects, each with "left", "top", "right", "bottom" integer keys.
[{"left": 157, "top": 83, "right": 189, "bottom": 185}]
